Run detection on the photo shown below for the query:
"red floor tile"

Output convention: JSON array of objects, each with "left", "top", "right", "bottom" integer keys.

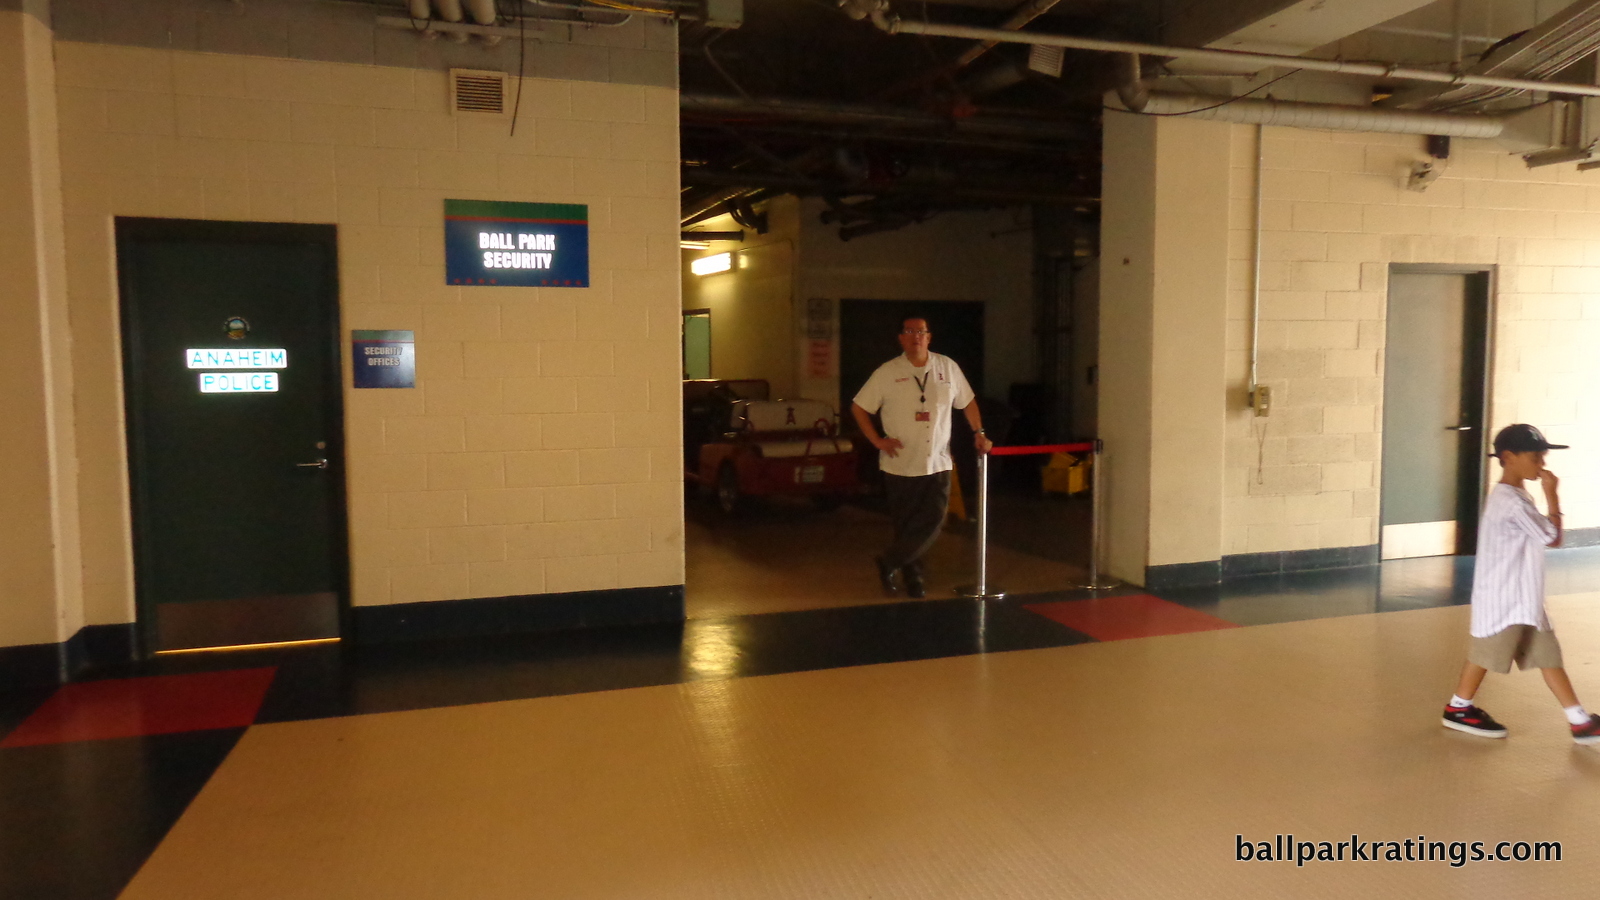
[
  {"left": 1024, "top": 594, "right": 1239, "bottom": 642},
  {"left": 1, "top": 667, "right": 277, "bottom": 748}
]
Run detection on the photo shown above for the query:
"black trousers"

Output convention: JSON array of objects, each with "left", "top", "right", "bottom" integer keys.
[{"left": 881, "top": 470, "right": 951, "bottom": 572}]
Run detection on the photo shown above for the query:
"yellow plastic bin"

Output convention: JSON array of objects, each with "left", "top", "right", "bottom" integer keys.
[{"left": 1041, "top": 452, "right": 1089, "bottom": 495}]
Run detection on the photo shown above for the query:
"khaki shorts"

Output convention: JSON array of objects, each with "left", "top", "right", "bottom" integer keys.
[{"left": 1469, "top": 625, "right": 1565, "bottom": 674}]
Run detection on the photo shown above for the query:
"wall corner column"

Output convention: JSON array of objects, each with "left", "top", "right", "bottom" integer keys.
[
  {"left": 0, "top": 0, "right": 86, "bottom": 655},
  {"left": 1098, "top": 112, "right": 1231, "bottom": 586}
]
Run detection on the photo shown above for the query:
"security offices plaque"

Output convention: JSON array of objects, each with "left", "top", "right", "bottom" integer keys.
[
  {"left": 443, "top": 199, "right": 590, "bottom": 287},
  {"left": 351, "top": 330, "right": 415, "bottom": 388}
]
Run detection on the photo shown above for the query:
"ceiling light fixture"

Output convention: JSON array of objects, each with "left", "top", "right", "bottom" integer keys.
[{"left": 691, "top": 252, "right": 734, "bottom": 276}]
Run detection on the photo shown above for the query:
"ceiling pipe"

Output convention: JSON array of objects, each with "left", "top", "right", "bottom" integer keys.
[
  {"left": 1385, "top": 0, "right": 1600, "bottom": 111},
  {"left": 463, "top": 0, "right": 498, "bottom": 25},
  {"left": 853, "top": 3, "right": 1600, "bottom": 100},
  {"left": 377, "top": 13, "right": 633, "bottom": 34},
  {"left": 682, "top": 168, "right": 1096, "bottom": 205},
  {"left": 684, "top": 121, "right": 1095, "bottom": 155},
  {"left": 1368, "top": 25, "right": 1498, "bottom": 46},
  {"left": 681, "top": 93, "right": 1091, "bottom": 141},
  {"left": 407, "top": 0, "right": 432, "bottom": 20},
  {"left": 951, "top": 0, "right": 1062, "bottom": 71},
  {"left": 1119, "top": 91, "right": 1510, "bottom": 138},
  {"left": 1112, "top": 54, "right": 1514, "bottom": 139},
  {"left": 430, "top": 0, "right": 469, "bottom": 41}
]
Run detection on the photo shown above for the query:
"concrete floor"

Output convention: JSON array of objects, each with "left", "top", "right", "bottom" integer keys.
[{"left": 683, "top": 487, "right": 1093, "bottom": 619}]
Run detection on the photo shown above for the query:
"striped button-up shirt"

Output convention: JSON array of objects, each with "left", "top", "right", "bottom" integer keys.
[{"left": 1470, "top": 482, "right": 1558, "bottom": 638}]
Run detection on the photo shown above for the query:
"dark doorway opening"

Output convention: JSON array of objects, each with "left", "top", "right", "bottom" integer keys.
[{"left": 838, "top": 300, "right": 986, "bottom": 414}]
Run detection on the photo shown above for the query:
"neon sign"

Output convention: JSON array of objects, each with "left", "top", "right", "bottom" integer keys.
[
  {"left": 186, "top": 348, "right": 287, "bottom": 369},
  {"left": 199, "top": 372, "right": 279, "bottom": 393}
]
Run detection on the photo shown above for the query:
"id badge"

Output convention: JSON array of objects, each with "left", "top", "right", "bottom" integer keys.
[{"left": 915, "top": 411, "right": 931, "bottom": 422}]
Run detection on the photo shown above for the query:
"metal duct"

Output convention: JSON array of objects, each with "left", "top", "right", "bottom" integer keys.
[
  {"left": 1388, "top": 0, "right": 1600, "bottom": 111},
  {"left": 1111, "top": 53, "right": 1509, "bottom": 139},
  {"left": 1124, "top": 92, "right": 1508, "bottom": 139}
]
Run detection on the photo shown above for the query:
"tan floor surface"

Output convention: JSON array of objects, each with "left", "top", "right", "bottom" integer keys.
[
  {"left": 686, "top": 503, "right": 1085, "bottom": 619},
  {"left": 122, "top": 595, "right": 1600, "bottom": 899}
]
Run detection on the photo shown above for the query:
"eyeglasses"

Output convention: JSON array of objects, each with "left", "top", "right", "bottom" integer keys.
[{"left": 900, "top": 329, "right": 931, "bottom": 336}]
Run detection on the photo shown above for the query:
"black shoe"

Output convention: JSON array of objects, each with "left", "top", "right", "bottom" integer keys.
[
  {"left": 1573, "top": 714, "right": 1600, "bottom": 745},
  {"left": 903, "top": 565, "right": 926, "bottom": 599},
  {"left": 874, "top": 556, "right": 899, "bottom": 596},
  {"left": 1442, "top": 704, "right": 1507, "bottom": 739}
]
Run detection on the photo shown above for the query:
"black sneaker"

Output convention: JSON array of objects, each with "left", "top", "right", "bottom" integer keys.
[
  {"left": 1572, "top": 714, "right": 1600, "bottom": 745},
  {"left": 874, "top": 556, "right": 899, "bottom": 596},
  {"left": 903, "top": 565, "right": 926, "bottom": 599},
  {"left": 1442, "top": 704, "right": 1508, "bottom": 739}
]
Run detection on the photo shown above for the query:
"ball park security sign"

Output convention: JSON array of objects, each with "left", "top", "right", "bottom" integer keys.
[{"left": 444, "top": 199, "right": 589, "bottom": 287}]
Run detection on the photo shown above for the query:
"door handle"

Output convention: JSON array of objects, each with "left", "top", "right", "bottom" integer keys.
[
  {"left": 297, "top": 458, "right": 329, "bottom": 469},
  {"left": 1445, "top": 426, "right": 1474, "bottom": 431}
]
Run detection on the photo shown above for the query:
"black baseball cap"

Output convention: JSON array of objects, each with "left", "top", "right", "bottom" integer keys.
[{"left": 1491, "top": 423, "right": 1569, "bottom": 456}]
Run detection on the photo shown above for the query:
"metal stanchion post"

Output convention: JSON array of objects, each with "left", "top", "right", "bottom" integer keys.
[
  {"left": 957, "top": 451, "right": 1006, "bottom": 601},
  {"left": 1073, "top": 439, "right": 1117, "bottom": 591}
]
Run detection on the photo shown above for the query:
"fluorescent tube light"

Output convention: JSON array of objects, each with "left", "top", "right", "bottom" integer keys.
[{"left": 691, "top": 252, "right": 733, "bottom": 276}]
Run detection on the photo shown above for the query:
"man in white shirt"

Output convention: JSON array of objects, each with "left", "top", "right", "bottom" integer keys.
[
  {"left": 1441, "top": 423, "right": 1600, "bottom": 744},
  {"left": 851, "top": 317, "right": 992, "bottom": 598}
]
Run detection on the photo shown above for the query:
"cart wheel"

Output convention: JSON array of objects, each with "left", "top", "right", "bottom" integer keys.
[
  {"left": 716, "top": 463, "right": 741, "bottom": 515},
  {"left": 812, "top": 494, "right": 842, "bottom": 512}
]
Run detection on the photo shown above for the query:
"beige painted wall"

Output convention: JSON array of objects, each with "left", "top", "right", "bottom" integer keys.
[
  {"left": 1098, "top": 113, "right": 1231, "bottom": 581},
  {"left": 0, "top": 9, "right": 82, "bottom": 648},
  {"left": 1102, "top": 110, "right": 1600, "bottom": 578},
  {"left": 1150, "top": 118, "right": 1230, "bottom": 568},
  {"left": 1098, "top": 113, "right": 1157, "bottom": 582},
  {"left": 52, "top": 41, "right": 684, "bottom": 629},
  {"left": 1222, "top": 126, "right": 1600, "bottom": 555},
  {"left": 680, "top": 198, "right": 800, "bottom": 399}
]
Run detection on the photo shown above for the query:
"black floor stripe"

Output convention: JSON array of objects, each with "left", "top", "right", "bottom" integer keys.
[{"left": 0, "top": 728, "right": 245, "bottom": 900}]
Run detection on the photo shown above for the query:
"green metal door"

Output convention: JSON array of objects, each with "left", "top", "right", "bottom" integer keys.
[
  {"left": 1380, "top": 270, "right": 1489, "bottom": 559},
  {"left": 117, "top": 219, "right": 346, "bottom": 652}
]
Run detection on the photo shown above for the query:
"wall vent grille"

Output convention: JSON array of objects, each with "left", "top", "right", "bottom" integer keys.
[{"left": 450, "top": 69, "right": 508, "bottom": 116}]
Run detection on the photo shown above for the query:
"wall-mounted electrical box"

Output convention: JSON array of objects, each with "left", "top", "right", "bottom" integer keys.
[{"left": 1251, "top": 384, "right": 1272, "bottom": 417}]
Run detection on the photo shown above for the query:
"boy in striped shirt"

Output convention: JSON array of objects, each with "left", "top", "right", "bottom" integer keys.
[{"left": 1442, "top": 424, "right": 1600, "bottom": 744}]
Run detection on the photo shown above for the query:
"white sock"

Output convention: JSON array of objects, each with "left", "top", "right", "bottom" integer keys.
[
  {"left": 1449, "top": 695, "right": 1474, "bottom": 709},
  {"left": 1564, "top": 704, "right": 1589, "bottom": 726}
]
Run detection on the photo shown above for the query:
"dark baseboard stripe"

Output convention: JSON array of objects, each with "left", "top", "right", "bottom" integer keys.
[
  {"left": 63, "top": 624, "right": 138, "bottom": 675},
  {"left": 1223, "top": 544, "right": 1380, "bottom": 578},
  {"left": 1148, "top": 544, "right": 1381, "bottom": 589},
  {"left": 353, "top": 584, "right": 686, "bottom": 645},
  {"left": 1144, "top": 560, "right": 1222, "bottom": 591},
  {"left": 0, "top": 642, "right": 61, "bottom": 689},
  {"left": 0, "top": 624, "right": 140, "bottom": 689}
]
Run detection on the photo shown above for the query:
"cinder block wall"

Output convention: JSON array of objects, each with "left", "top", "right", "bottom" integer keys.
[
  {"left": 0, "top": 7, "right": 81, "bottom": 648},
  {"left": 1223, "top": 126, "right": 1600, "bottom": 556},
  {"left": 52, "top": 28, "right": 685, "bottom": 626}
]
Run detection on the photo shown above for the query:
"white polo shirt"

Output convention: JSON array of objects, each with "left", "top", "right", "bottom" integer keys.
[
  {"left": 1469, "top": 482, "right": 1558, "bottom": 637},
  {"left": 852, "top": 352, "right": 975, "bottom": 477}
]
